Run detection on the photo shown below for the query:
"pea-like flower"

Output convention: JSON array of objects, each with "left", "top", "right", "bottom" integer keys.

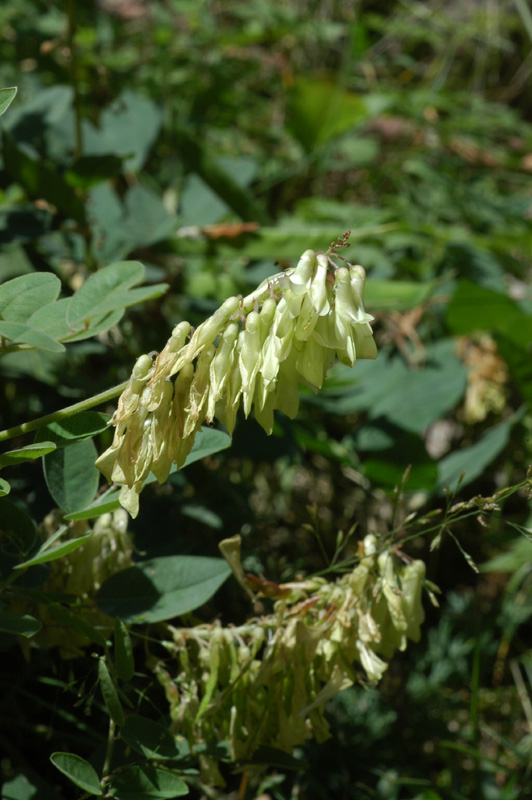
[{"left": 96, "top": 245, "right": 377, "bottom": 516}]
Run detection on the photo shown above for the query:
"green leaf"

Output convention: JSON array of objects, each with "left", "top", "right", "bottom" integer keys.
[
  {"left": 362, "top": 432, "right": 438, "bottom": 491},
  {"left": 0, "top": 477, "right": 10, "bottom": 496},
  {"left": 43, "top": 438, "right": 100, "bottom": 512},
  {"left": 65, "top": 262, "right": 167, "bottom": 330},
  {"left": 34, "top": 412, "right": 110, "bottom": 447},
  {"left": 124, "top": 185, "right": 176, "bottom": 248},
  {"left": 2, "top": 771, "right": 62, "bottom": 800},
  {"left": 0, "top": 272, "right": 61, "bottom": 322},
  {"left": 98, "top": 657, "right": 125, "bottom": 726},
  {"left": 182, "top": 427, "right": 232, "bottom": 467},
  {"left": 0, "top": 610, "right": 42, "bottom": 637},
  {"left": 364, "top": 280, "right": 437, "bottom": 312},
  {"left": 66, "top": 154, "right": 124, "bottom": 190},
  {"left": 108, "top": 765, "right": 188, "bottom": 799},
  {"left": 14, "top": 530, "right": 94, "bottom": 569},
  {"left": 447, "top": 280, "right": 532, "bottom": 348},
  {"left": 121, "top": 715, "right": 184, "bottom": 760},
  {"left": 49, "top": 604, "right": 107, "bottom": 647},
  {"left": 2, "top": 130, "right": 86, "bottom": 224},
  {"left": 0, "top": 499, "right": 37, "bottom": 563},
  {"left": 67, "top": 261, "right": 144, "bottom": 326},
  {"left": 82, "top": 89, "right": 163, "bottom": 172},
  {"left": 97, "top": 556, "right": 231, "bottom": 623},
  {"left": 114, "top": 618, "right": 134, "bottom": 682},
  {"left": 50, "top": 753, "right": 102, "bottom": 796},
  {"left": 435, "top": 410, "right": 524, "bottom": 494},
  {"left": 0, "top": 441, "right": 56, "bottom": 468},
  {"left": 65, "top": 427, "right": 231, "bottom": 521},
  {"left": 0, "top": 320, "right": 65, "bottom": 352},
  {"left": 286, "top": 78, "right": 373, "bottom": 152},
  {"left": 0, "top": 86, "right": 17, "bottom": 117},
  {"left": 27, "top": 297, "right": 73, "bottom": 340}
]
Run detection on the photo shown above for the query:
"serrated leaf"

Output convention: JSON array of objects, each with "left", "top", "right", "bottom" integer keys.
[
  {"left": 0, "top": 441, "right": 56, "bottom": 468},
  {"left": 108, "top": 765, "right": 188, "bottom": 799},
  {"left": 0, "top": 610, "right": 42, "bottom": 637},
  {"left": 97, "top": 556, "right": 231, "bottom": 623},
  {"left": 114, "top": 618, "right": 134, "bottom": 682},
  {"left": 43, "top": 438, "right": 100, "bottom": 512},
  {"left": 14, "top": 531, "right": 94, "bottom": 569},
  {"left": 120, "top": 716, "right": 183, "bottom": 760},
  {"left": 34, "top": 412, "right": 110, "bottom": 447},
  {"left": 98, "top": 657, "right": 125, "bottom": 726},
  {"left": 0, "top": 273, "right": 61, "bottom": 322},
  {"left": 0, "top": 87, "right": 17, "bottom": 117},
  {"left": 50, "top": 753, "right": 102, "bottom": 796},
  {"left": 0, "top": 320, "right": 65, "bottom": 352}
]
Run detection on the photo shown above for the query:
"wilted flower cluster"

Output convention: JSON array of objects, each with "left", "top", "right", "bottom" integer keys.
[
  {"left": 12, "top": 510, "right": 133, "bottom": 658},
  {"left": 96, "top": 247, "right": 377, "bottom": 516},
  {"left": 156, "top": 535, "right": 425, "bottom": 780}
]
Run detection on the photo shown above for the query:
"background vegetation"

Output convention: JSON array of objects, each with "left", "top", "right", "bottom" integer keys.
[{"left": 1, "top": 1, "right": 532, "bottom": 798}]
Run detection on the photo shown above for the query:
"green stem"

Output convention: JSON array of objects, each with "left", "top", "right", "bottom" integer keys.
[
  {"left": 0, "top": 382, "right": 127, "bottom": 443},
  {"left": 66, "top": 0, "right": 83, "bottom": 159},
  {"left": 101, "top": 717, "right": 116, "bottom": 785}
]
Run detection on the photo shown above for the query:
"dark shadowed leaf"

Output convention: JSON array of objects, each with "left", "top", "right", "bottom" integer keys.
[
  {"left": 50, "top": 753, "right": 102, "bottom": 796},
  {"left": 97, "top": 556, "right": 231, "bottom": 623},
  {"left": 108, "top": 765, "right": 188, "bottom": 799}
]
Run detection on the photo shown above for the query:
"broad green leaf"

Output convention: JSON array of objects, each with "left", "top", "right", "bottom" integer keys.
[
  {"left": 0, "top": 441, "right": 56, "bottom": 468},
  {"left": 27, "top": 297, "right": 73, "bottom": 340},
  {"left": 181, "top": 427, "right": 231, "bottom": 467},
  {"left": 364, "top": 280, "right": 436, "bottom": 312},
  {"left": 2, "top": 771, "right": 62, "bottom": 800},
  {"left": 98, "top": 657, "right": 125, "bottom": 726},
  {"left": 447, "top": 280, "right": 532, "bottom": 347},
  {"left": 124, "top": 185, "right": 176, "bottom": 248},
  {"left": 0, "top": 610, "right": 42, "bottom": 637},
  {"left": 108, "top": 765, "right": 188, "bottom": 799},
  {"left": 49, "top": 605, "right": 107, "bottom": 647},
  {"left": 66, "top": 308, "right": 125, "bottom": 341},
  {"left": 0, "top": 320, "right": 65, "bottom": 352},
  {"left": 2, "top": 131, "right": 86, "bottom": 224},
  {"left": 114, "top": 618, "right": 134, "bottom": 682},
  {"left": 43, "top": 438, "right": 100, "bottom": 512},
  {"left": 0, "top": 477, "right": 10, "bottom": 496},
  {"left": 0, "top": 498, "right": 37, "bottom": 562},
  {"left": 0, "top": 273, "right": 61, "bottom": 322},
  {"left": 50, "top": 753, "right": 102, "bottom": 796},
  {"left": 97, "top": 556, "right": 231, "bottom": 623},
  {"left": 34, "top": 412, "right": 110, "bottom": 447},
  {"left": 286, "top": 78, "right": 373, "bottom": 152},
  {"left": 0, "top": 87, "right": 17, "bottom": 117},
  {"left": 82, "top": 89, "right": 163, "bottom": 172},
  {"left": 435, "top": 411, "right": 524, "bottom": 494},
  {"left": 65, "top": 427, "right": 231, "bottom": 521},
  {"left": 67, "top": 261, "right": 144, "bottom": 326},
  {"left": 480, "top": 538, "right": 532, "bottom": 573},
  {"left": 14, "top": 531, "right": 94, "bottom": 569},
  {"left": 121, "top": 715, "right": 184, "bottom": 760}
]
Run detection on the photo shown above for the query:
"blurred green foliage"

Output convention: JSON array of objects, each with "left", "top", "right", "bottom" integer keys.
[{"left": 1, "top": 0, "right": 532, "bottom": 798}]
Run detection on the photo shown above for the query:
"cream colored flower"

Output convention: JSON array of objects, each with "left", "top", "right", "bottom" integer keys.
[{"left": 96, "top": 243, "right": 378, "bottom": 516}]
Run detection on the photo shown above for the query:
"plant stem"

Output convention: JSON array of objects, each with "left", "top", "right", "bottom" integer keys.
[
  {"left": 101, "top": 717, "right": 116, "bottom": 785},
  {"left": 0, "top": 382, "right": 127, "bottom": 443}
]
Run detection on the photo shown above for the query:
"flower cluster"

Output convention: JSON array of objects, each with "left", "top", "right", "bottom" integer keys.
[
  {"left": 96, "top": 247, "right": 377, "bottom": 516},
  {"left": 11, "top": 510, "right": 133, "bottom": 658},
  {"left": 156, "top": 535, "right": 426, "bottom": 781}
]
